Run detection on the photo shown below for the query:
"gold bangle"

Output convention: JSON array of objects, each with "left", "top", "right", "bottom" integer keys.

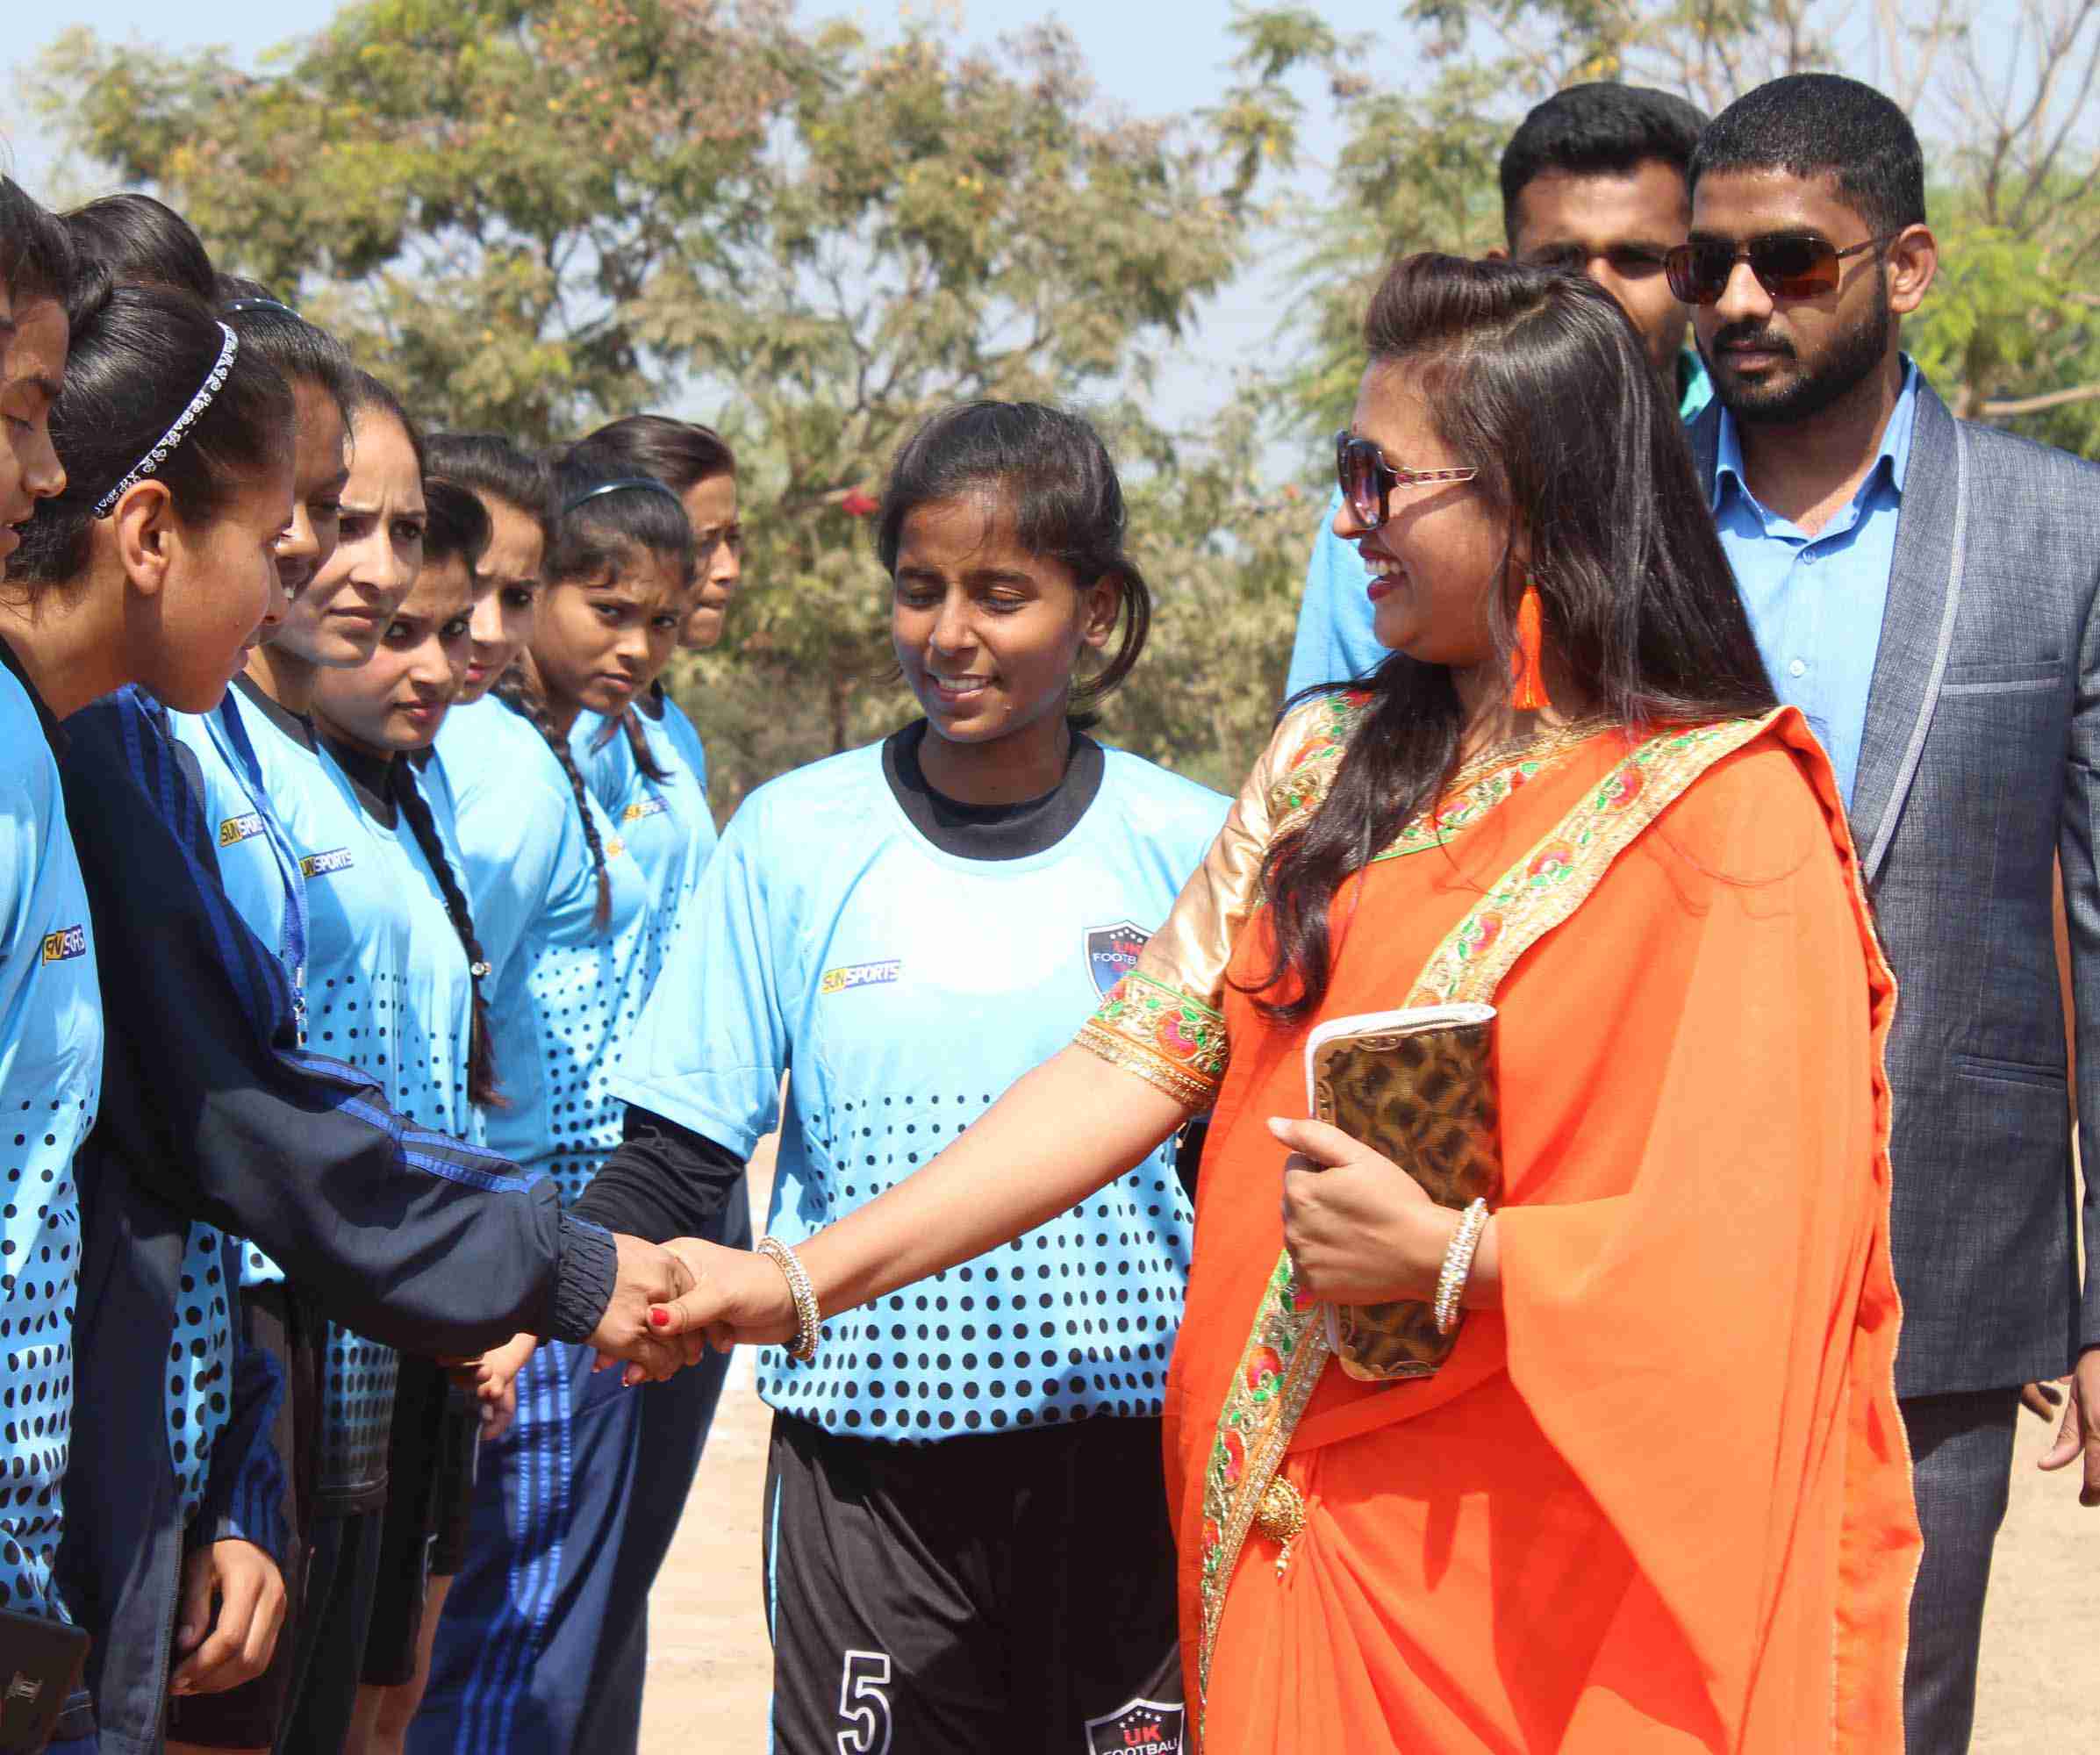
[{"left": 756, "top": 1236, "right": 821, "bottom": 1364}]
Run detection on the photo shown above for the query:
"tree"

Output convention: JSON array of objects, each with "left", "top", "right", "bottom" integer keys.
[
  {"left": 54, "top": 0, "right": 2095, "bottom": 808},
  {"left": 1233, "top": 0, "right": 2100, "bottom": 456},
  {"left": 41, "top": 0, "right": 796, "bottom": 441},
  {"left": 39, "top": 1, "right": 1301, "bottom": 799}
]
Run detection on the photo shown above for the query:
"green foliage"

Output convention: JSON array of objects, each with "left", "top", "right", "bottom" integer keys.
[
  {"left": 1233, "top": 0, "right": 2100, "bottom": 458},
  {"left": 30, "top": 0, "right": 2100, "bottom": 815},
  {"left": 39, "top": 3, "right": 1303, "bottom": 800}
]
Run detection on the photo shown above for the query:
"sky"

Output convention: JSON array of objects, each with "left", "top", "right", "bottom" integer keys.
[
  {"left": 3, "top": 0, "right": 1350, "bottom": 445},
  {"left": 2, "top": 0, "right": 2064, "bottom": 441}
]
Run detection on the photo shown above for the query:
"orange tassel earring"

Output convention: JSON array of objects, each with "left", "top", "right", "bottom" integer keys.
[{"left": 1510, "top": 582, "right": 1552, "bottom": 713}]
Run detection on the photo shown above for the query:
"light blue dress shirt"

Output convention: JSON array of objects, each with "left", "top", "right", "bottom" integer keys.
[
  {"left": 1711, "top": 359, "right": 1917, "bottom": 809},
  {"left": 1285, "top": 352, "right": 1714, "bottom": 698}
]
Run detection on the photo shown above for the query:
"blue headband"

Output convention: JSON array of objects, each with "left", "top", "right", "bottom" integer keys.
[{"left": 558, "top": 476, "right": 682, "bottom": 519}]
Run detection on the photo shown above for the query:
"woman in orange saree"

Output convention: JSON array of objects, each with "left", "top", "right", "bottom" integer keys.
[{"left": 646, "top": 254, "right": 1920, "bottom": 1753}]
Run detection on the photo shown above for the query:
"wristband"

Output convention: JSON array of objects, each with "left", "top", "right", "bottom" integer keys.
[
  {"left": 756, "top": 1236, "right": 821, "bottom": 1364},
  {"left": 1433, "top": 1198, "right": 1491, "bottom": 1336}
]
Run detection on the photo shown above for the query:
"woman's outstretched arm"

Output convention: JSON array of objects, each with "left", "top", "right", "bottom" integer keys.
[{"left": 641, "top": 1045, "right": 1189, "bottom": 1370}]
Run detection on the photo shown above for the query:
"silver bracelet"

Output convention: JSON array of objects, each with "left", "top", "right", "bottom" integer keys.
[
  {"left": 756, "top": 1236, "right": 821, "bottom": 1364},
  {"left": 1433, "top": 1199, "right": 1491, "bottom": 1336}
]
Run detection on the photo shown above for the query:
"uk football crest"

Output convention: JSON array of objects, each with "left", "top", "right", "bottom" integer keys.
[
  {"left": 1083, "top": 1697, "right": 1185, "bottom": 1754},
  {"left": 1085, "top": 920, "right": 1151, "bottom": 999}
]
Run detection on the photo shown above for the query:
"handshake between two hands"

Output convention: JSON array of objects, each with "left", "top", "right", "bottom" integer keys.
[{"left": 586, "top": 1233, "right": 805, "bottom": 1385}]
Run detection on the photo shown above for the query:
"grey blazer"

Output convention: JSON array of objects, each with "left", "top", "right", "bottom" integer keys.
[{"left": 1691, "top": 379, "right": 2100, "bottom": 1398}]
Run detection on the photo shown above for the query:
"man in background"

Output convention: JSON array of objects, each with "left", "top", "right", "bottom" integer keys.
[
  {"left": 1679, "top": 72, "right": 2100, "bottom": 1755},
  {"left": 1285, "top": 81, "right": 1710, "bottom": 695}
]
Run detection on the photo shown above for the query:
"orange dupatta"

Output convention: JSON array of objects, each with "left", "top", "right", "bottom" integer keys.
[{"left": 1083, "top": 703, "right": 1917, "bottom": 1754}]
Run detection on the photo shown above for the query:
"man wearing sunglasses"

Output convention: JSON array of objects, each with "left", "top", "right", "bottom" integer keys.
[
  {"left": 1284, "top": 81, "right": 1711, "bottom": 698},
  {"left": 1681, "top": 72, "right": 2100, "bottom": 1755}
]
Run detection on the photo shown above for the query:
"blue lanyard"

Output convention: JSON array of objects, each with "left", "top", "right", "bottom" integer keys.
[{"left": 212, "top": 691, "right": 312, "bottom": 1042}]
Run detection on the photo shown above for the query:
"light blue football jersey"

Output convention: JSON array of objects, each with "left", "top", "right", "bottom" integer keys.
[
  {"left": 0, "top": 666, "right": 100, "bottom": 1622},
  {"left": 612, "top": 738, "right": 1230, "bottom": 1443},
  {"left": 166, "top": 692, "right": 309, "bottom": 1517},
  {"left": 572, "top": 699, "right": 719, "bottom": 956},
  {"left": 183, "top": 695, "right": 480, "bottom": 1506},
  {"left": 439, "top": 696, "right": 663, "bottom": 1202}
]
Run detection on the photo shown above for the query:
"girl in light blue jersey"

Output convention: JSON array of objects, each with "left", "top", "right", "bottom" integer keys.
[
  {"left": 171, "top": 362, "right": 451, "bottom": 1754},
  {"left": 307, "top": 474, "right": 522, "bottom": 1755},
  {"left": 413, "top": 456, "right": 690, "bottom": 1755},
  {"left": 0, "top": 182, "right": 100, "bottom": 1755},
  {"left": 559, "top": 417, "right": 748, "bottom": 1752},
  {"left": 3, "top": 255, "right": 300, "bottom": 1752},
  {"left": 575, "top": 402, "right": 1230, "bottom": 1755},
  {"left": 351, "top": 432, "right": 550, "bottom": 1755},
  {"left": 157, "top": 282, "right": 363, "bottom": 1755}
]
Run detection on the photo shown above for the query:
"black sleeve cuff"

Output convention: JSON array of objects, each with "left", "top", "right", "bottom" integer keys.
[{"left": 550, "top": 1212, "right": 618, "bottom": 1343}]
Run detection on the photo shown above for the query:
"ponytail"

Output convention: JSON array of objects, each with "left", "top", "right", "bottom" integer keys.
[
  {"left": 390, "top": 763, "right": 504, "bottom": 1107},
  {"left": 582, "top": 706, "right": 672, "bottom": 786},
  {"left": 620, "top": 711, "right": 670, "bottom": 784},
  {"left": 493, "top": 670, "right": 613, "bottom": 930}
]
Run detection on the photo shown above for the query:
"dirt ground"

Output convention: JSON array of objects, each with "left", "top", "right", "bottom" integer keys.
[{"left": 637, "top": 1146, "right": 2097, "bottom": 1753}]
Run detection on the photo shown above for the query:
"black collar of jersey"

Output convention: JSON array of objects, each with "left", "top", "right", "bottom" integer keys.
[
  {"left": 0, "top": 634, "right": 68, "bottom": 757},
  {"left": 232, "top": 671, "right": 319, "bottom": 753},
  {"left": 883, "top": 718, "right": 1104, "bottom": 863},
  {"left": 317, "top": 731, "right": 399, "bottom": 828}
]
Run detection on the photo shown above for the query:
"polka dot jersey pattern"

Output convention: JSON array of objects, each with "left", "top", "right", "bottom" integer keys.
[
  {"left": 163, "top": 1226, "right": 234, "bottom": 1522},
  {"left": 0, "top": 672, "right": 102, "bottom": 1622},
  {"left": 168, "top": 704, "right": 300, "bottom": 1296},
  {"left": 439, "top": 698, "right": 661, "bottom": 1206},
  {"left": 609, "top": 739, "right": 1232, "bottom": 1443},
  {"left": 210, "top": 712, "right": 480, "bottom": 1504}
]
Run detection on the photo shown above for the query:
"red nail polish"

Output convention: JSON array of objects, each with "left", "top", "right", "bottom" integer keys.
[{"left": 649, "top": 1307, "right": 670, "bottom": 1328}]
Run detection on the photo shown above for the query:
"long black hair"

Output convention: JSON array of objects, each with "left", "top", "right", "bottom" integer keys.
[
  {"left": 60, "top": 191, "right": 212, "bottom": 298},
  {"left": 216, "top": 277, "right": 358, "bottom": 425},
  {"left": 875, "top": 401, "right": 1150, "bottom": 728},
  {"left": 9, "top": 278, "right": 294, "bottom": 590},
  {"left": 1251, "top": 253, "right": 1776, "bottom": 1021},
  {"left": 0, "top": 177, "right": 76, "bottom": 312},
  {"left": 390, "top": 762, "right": 503, "bottom": 1107},
  {"left": 493, "top": 450, "right": 694, "bottom": 928},
  {"left": 340, "top": 368, "right": 426, "bottom": 476},
  {"left": 570, "top": 414, "right": 735, "bottom": 494},
  {"left": 426, "top": 433, "right": 553, "bottom": 549}
]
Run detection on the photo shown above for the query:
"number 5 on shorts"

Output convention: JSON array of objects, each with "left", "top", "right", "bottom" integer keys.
[{"left": 836, "top": 1650, "right": 892, "bottom": 1755}]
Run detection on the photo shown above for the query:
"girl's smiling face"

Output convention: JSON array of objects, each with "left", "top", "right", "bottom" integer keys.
[
  {"left": 310, "top": 550, "right": 475, "bottom": 756},
  {"left": 890, "top": 489, "right": 1114, "bottom": 754}
]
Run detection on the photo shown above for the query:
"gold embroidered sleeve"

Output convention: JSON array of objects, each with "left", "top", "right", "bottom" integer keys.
[{"left": 1078, "top": 697, "right": 1358, "bottom": 1110}]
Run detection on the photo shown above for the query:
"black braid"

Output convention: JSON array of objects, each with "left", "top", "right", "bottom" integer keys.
[
  {"left": 619, "top": 709, "right": 671, "bottom": 783},
  {"left": 390, "top": 760, "right": 505, "bottom": 1107},
  {"left": 493, "top": 670, "right": 613, "bottom": 929}
]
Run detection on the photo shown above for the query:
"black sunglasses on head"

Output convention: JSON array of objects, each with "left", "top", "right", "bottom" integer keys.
[
  {"left": 1333, "top": 432, "right": 1478, "bottom": 529},
  {"left": 1664, "top": 231, "right": 1903, "bottom": 305}
]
